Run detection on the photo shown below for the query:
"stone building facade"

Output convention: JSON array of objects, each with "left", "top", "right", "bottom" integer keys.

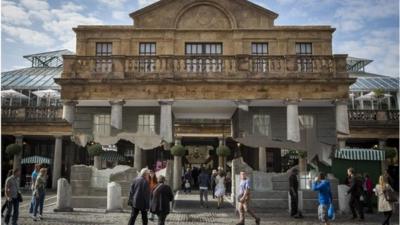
[{"left": 57, "top": 0, "right": 353, "bottom": 187}]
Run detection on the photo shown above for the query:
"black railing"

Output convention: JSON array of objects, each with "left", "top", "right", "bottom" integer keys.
[
  {"left": 1, "top": 106, "right": 63, "bottom": 122},
  {"left": 348, "top": 110, "right": 399, "bottom": 122}
]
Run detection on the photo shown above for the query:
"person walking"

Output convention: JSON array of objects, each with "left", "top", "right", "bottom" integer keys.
[
  {"left": 128, "top": 168, "right": 150, "bottom": 225},
  {"left": 236, "top": 171, "right": 260, "bottom": 225},
  {"left": 225, "top": 171, "right": 232, "bottom": 196},
  {"left": 363, "top": 173, "right": 374, "bottom": 213},
  {"left": 33, "top": 168, "right": 47, "bottom": 221},
  {"left": 211, "top": 169, "right": 217, "bottom": 199},
  {"left": 4, "top": 168, "right": 21, "bottom": 225},
  {"left": 312, "top": 172, "right": 333, "bottom": 225},
  {"left": 183, "top": 168, "right": 192, "bottom": 194},
  {"left": 29, "top": 164, "right": 41, "bottom": 216},
  {"left": 347, "top": 168, "right": 364, "bottom": 221},
  {"left": 150, "top": 175, "right": 174, "bottom": 225},
  {"left": 198, "top": 168, "right": 210, "bottom": 208},
  {"left": 1, "top": 170, "right": 13, "bottom": 218},
  {"left": 148, "top": 170, "right": 158, "bottom": 222},
  {"left": 289, "top": 168, "right": 303, "bottom": 218},
  {"left": 374, "top": 175, "right": 394, "bottom": 225},
  {"left": 215, "top": 170, "right": 226, "bottom": 209}
]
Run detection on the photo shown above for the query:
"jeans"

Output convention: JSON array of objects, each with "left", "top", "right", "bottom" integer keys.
[
  {"left": 4, "top": 198, "right": 19, "bottom": 225},
  {"left": 199, "top": 189, "right": 208, "bottom": 206},
  {"left": 33, "top": 191, "right": 45, "bottom": 217},
  {"left": 349, "top": 195, "right": 364, "bottom": 219},
  {"left": 29, "top": 192, "right": 36, "bottom": 214},
  {"left": 289, "top": 190, "right": 298, "bottom": 216},
  {"left": 128, "top": 207, "right": 148, "bottom": 225}
]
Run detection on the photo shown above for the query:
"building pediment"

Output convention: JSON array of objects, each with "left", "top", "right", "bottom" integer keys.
[{"left": 130, "top": 0, "right": 278, "bottom": 29}]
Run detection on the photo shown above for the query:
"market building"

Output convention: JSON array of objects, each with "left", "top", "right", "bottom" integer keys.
[{"left": 57, "top": 0, "right": 352, "bottom": 186}]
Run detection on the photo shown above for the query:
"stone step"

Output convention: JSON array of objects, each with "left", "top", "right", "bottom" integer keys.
[
  {"left": 251, "top": 198, "right": 289, "bottom": 210},
  {"left": 71, "top": 196, "right": 131, "bottom": 209},
  {"left": 251, "top": 191, "right": 288, "bottom": 199}
]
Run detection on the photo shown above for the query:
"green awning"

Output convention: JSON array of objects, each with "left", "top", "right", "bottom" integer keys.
[
  {"left": 21, "top": 155, "right": 52, "bottom": 164},
  {"left": 100, "top": 151, "right": 125, "bottom": 162},
  {"left": 335, "top": 148, "right": 385, "bottom": 161}
]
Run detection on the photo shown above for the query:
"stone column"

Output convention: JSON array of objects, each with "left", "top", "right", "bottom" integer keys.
[
  {"left": 13, "top": 136, "right": 23, "bottom": 186},
  {"left": 286, "top": 100, "right": 300, "bottom": 142},
  {"left": 379, "top": 139, "right": 387, "bottom": 173},
  {"left": 52, "top": 136, "right": 63, "bottom": 189},
  {"left": 159, "top": 100, "right": 174, "bottom": 143},
  {"left": 258, "top": 147, "right": 267, "bottom": 172},
  {"left": 134, "top": 145, "right": 142, "bottom": 170},
  {"left": 338, "top": 139, "right": 346, "bottom": 149},
  {"left": 336, "top": 99, "right": 350, "bottom": 135},
  {"left": 173, "top": 139, "right": 182, "bottom": 191},
  {"left": 110, "top": 100, "right": 125, "bottom": 129},
  {"left": 54, "top": 178, "right": 73, "bottom": 212},
  {"left": 218, "top": 138, "right": 226, "bottom": 170},
  {"left": 94, "top": 156, "right": 102, "bottom": 170},
  {"left": 62, "top": 100, "right": 77, "bottom": 124}
]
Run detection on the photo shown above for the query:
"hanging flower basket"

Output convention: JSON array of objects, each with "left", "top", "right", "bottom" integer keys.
[
  {"left": 384, "top": 147, "right": 397, "bottom": 159},
  {"left": 87, "top": 143, "right": 104, "bottom": 157},
  {"left": 216, "top": 146, "right": 231, "bottom": 157},
  {"left": 298, "top": 150, "right": 307, "bottom": 159},
  {"left": 6, "top": 144, "right": 22, "bottom": 156},
  {"left": 170, "top": 144, "right": 186, "bottom": 157}
]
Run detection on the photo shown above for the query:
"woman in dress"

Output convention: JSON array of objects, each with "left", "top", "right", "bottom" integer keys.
[
  {"left": 374, "top": 175, "right": 394, "bottom": 225},
  {"left": 214, "top": 170, "right": 226, "bottom": 209}
]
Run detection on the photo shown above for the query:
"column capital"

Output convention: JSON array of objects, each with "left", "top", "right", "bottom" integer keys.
[
  {"left": 334, "top": 98, "right": 348, "bottom": 105},
  {"left": 62, "top": 100, "right": 78, "bottom": 106},
  {"left": 158, "top": 99, "right": 174, "bottom": 105},
  {"left": 54, "top": 135, "right": 63, "bottom": 139},
  {"left": 234, "top": 99, "right": 251, "bottom": 111},
  {"left": 109, "top": 99, "right": 125, "bottom": 105},
  {"left": 284, "top": 98, "right": 302, "bottom": 105}
]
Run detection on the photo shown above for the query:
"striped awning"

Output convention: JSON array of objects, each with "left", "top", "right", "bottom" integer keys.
[
  {"left": 335, "top": 148, "right": 385, "bottom": 161},
  {"left": 100, "top": 151, "right": 125, "bottom": 162},
  {"left": 21, "top": 155, "right": 52, "bottom": 164}
]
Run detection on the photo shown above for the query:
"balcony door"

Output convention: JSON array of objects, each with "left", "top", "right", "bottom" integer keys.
[{"left": 185, "top": 43, "right": 222, "bottom": 72}]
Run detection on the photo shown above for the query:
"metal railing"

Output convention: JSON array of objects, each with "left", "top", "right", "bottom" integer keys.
[
  {"left": 62, "top": 54, "right": 348, "bottom": 80},
  {"left": 1, "top": 106, "right": 63, "bottom": 122},
  {"left": 348, "top": 110, "right": 399, "bottom": 122}
]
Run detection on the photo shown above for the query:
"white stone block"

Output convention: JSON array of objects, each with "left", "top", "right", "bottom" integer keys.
[
  {"left": 107, "top": 182, "right": 123, "bottom": 212},
  {"left": 338, "top": 184, "right": 351, "bottom": 214},
  {"left": 54, "top": 178, "right": 73, "bottom": 212}
]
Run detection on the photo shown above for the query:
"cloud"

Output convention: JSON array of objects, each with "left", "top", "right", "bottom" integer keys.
[
  {"left": 97, "top": 0, "right": 128, "bottom": 8},
  {"left": 1, "top": 0, "right": 31, "bottom": 26},
  {"left": 138, "top": 0, "right": 159, "bottom": 8},
  {"left": 2, "top": 24, "right": 55, "bottom": 48}
]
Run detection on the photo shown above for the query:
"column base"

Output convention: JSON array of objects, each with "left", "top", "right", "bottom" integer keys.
[{"left": 53, "top": 207, "right": 74, "bottom": 212}]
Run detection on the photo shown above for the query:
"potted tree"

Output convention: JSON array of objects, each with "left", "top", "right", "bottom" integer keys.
[
  {"left": 87, "top": 143, "right": 104, "bottom": 169},
  {"left": 298, "top": 150, "right": 307, "bottom": 174},
  {"left": 170, "top": 144, "right": 186, "bottom": 191},
  {"left": 6, "top": 143, "right": 22, "bottom": 171},
  {"left": 216, "top": 145, "right": 230, "bottom": 170}
]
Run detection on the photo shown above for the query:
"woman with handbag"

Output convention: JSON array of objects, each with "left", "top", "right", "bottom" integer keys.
[
  {"left": 374, "top": 175, "right": 395, "bottom": 225},
  {"left": 33, "top": 168, "right": 47, "bottom": 221},
  {"left": 312, "top": 172, "right": 333, "bottom": 225}
]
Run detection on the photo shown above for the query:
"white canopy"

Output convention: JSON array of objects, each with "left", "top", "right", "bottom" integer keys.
[
  {"left": 32, "top": 89, "right": 60, "bottom": 99},
  {"left": 1, "top": 89, "right": 28, "bottom": 99},
  {"left": 355, "top": 91, "right": 376, "bottom": 101}
]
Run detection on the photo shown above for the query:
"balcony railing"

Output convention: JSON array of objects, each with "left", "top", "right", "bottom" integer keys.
[
  {"left": 348, "top": 110, "right": 399, "bottom": 124},
  {"left": 1, "top": 106, "right": 63, "bottom": 122},
  {"left": 62, "top": 54, "right": 348, "bottom": 80}
]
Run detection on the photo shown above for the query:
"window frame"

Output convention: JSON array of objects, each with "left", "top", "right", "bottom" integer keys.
[
  {"left": 252, "top": 114, "right": 271, "bottom": 136},
  {"left": 139, "top": 42, "right": 157, "bottom": 72},
  {"left": 185, "top": 43, "right": 223, "bottom": 72},
  {"left": 137, "top": 114, "right": 156, "bottom": 134},
  {"left": 93, "top": 114, "right": 111, "bottom": 137},
  {"left": 251, "top": 42, "right": 269, "bottom": 72},
  {"left": 95, "top": 42, "right": 113, "bottom": 73}
]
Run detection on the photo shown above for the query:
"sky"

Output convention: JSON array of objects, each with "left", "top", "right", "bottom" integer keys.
[{"left": 1, "top": 0, "right": 399, "bottom": 77}]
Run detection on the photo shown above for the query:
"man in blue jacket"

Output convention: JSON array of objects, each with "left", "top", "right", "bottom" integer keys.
[
  {"left": 198, "top": 167, "right": 210, "bottom": 208},
  {"left": 128, "top": 168, "right": 150, "bottom": 225},
  {"left": 312, "top": 172, "right": 332, "bottom": 225}
]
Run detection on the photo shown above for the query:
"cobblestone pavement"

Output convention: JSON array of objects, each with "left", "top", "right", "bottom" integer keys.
[{"left": 5, "top": 191, "right": 399, "bottom": 225}]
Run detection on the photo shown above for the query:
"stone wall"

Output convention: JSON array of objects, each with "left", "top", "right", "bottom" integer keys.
[{"left": 70, "top": 165, "right": 137, "bottom": 209}]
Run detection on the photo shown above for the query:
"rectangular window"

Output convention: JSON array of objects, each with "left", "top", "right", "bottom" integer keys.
[
  {"left": 251, "top": 43, "right": 269, "bottom": 72},
  {"left": 252, "top": 114, "right": 271, "bottom": 136},
  {"left": 299, "top": 115, "right": 314, "bottom": 129},
  {"left": 185, "top": 43, "right": 223, "bottom": 72},
  {"left": 96, "top": 42, "right": 112, "bottom": 72},
  {"left": 93, "top": 114, "right": 111, "bottom": 136},
  {"left": 139, "top": 43, "right": 156, "bottom": 72},
  {"left": 296, "top": 43, "right": 313, "bottom": 72},
  {"left": 138, "top": 114, "right": 155, "bottom": 134}
]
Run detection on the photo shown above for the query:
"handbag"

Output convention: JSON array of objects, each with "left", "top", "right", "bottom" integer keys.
[
  {"left": 383, "top": 187, "right": 398, "bottom": 203},
  {"left": 17, "top": 192, "right": 23, "bottom": 203},
  {"left": 327, "top": 203, "right": 335, "bottom": 220}
]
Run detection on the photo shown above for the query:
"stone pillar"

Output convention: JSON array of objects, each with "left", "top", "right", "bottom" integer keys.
[
  {"left": 94, "top": 155, "right": 102, "bottom": 170},
  {"left": 62, "top": 100, "right": 77, "bottom": 124},
  {"left": 110, "top": 100, "right": 125, "bottom": 129},
  {"left": 54, "top": 178, "right": 73, "bottom": 212},
  {"left": 218, "top": 138, "right": 226, "bottom": 170},
  {"left": 258, "top": 147, "right": 267, "bottom": 172},
  {"left": 173, "top": 139, "right": 182, "bottom": 191},
  {"left": 13, "top": 136, "right": 23, "bottom": 186},
  {"left": 52, "top": 136, "right": 63, "bottom": 189},
  {"left": 286, "top": 100, "right": 300, "bottom": 142},
  {"left": 379, "top": 139, "right": 387, "bottom": 173},
  {"left": 338, "top": 139, "right": 346, "bottom": 149},
  {"left": 134, "top": 145, "right": 142, "bottom": 170},
  {"left": 159, "top": 100, "right": 174, "bottom": 143},
  {"left": 336, "top": 100, "right": 350, "bottom": 135},
  {"left": 106, "top": 182, "right": 123, "bottom": 212}
]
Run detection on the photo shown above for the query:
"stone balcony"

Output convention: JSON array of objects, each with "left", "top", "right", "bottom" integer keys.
[
  {"left": 1, "top": 106, "right": 63, "bottom": 122},
  {"left": 62, "top": 54, "right": 348, "bottom": 81},
  {"left": 348, "top": 109, "right": 399, "bottom": 128}
]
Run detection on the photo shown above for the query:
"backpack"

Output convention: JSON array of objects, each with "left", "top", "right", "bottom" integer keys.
[{"left": 383, "top": 187, "right": 398, "bottom": 203}]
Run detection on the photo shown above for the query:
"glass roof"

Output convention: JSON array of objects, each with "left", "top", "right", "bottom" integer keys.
[
  {"left": 1, "top": 67, "right": 62, "bottom": 90},
  {"left": 350, "top": 76, "right": 399, "bottom": 92}
]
